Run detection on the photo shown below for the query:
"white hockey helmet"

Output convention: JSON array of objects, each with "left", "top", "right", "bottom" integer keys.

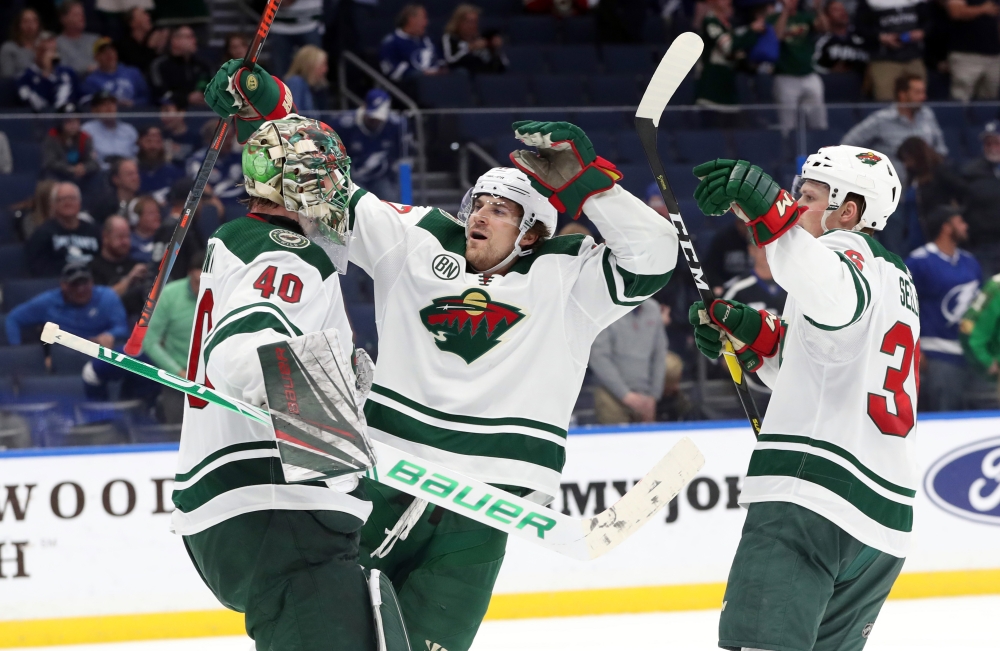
[
  {"left": 794, "top": 145, "right": 901, "bottom": 232},
  {"left": 457, "top": 167, "right": 558, "bottom": 273}
]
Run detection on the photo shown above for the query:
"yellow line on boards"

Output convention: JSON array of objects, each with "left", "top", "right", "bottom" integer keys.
[{"left": 2, "top": 568, "right": 999, "bottom": 648}]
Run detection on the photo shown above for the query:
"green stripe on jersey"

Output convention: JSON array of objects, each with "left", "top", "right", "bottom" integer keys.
[
  {"left": 364, "top": 400, "right": 566, "bottom": 474},
  {"left": 370, "top": 384, "right": 567, "bottom": 437},
  {"left": 213, "top": 217, "right": 335, "bottom": 279},
  {"left": 601, "top": 249, "right": 673, "bottom": 307},
  {"left": 822, "top": 229, "right": 909, "bottom": 274},
  {"left": 348, "top": 187, "right": 368, "bottom": 231},
  {"left": 203, "top": 305, "right": 302, "bottom": 364},
  {"left": 757, "top": 434, "right": 916, "bottom": 497},
  {"left": 172, "top": 454, "right": 326, "bottom": 513},
  {"left": 417, "top": 209, "right": 467, "bottom": 255},
  {"left": 805, "top": 251, "right": 871, "bottom": 331},
  {"left": 174, "top": 440, "right": 277, "bottom": 483},
  {"left": 507, "top": 234, "right": 588, "bottom": 275},
  {"left": 747, "top": 448, "right": 913, "bottom": 532}
]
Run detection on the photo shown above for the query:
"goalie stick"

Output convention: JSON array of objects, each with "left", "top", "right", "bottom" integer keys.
[
  {"left": 123, "top": 0, "right": 283, "bottom": 356},
  {"left": 42, "top": 323, "right": 704, "bottom": 561},
  {"left": 635, "top": 33, "right": 763, "bottom": 437}
]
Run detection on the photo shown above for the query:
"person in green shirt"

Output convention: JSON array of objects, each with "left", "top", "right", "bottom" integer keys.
[
  {"left": 695, "top": 0, "right": 759, "bottom": 111},
  {"left": 771, "top": 0, "right": 828, "bottom": 133},
  {"left": 961, "top": 273, "right": 1000, "bottom": 374},
  {"left": 143, "top": 251, "right": 202, "bottom": 423}
]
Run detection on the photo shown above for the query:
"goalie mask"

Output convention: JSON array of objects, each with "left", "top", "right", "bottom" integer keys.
[
  {"left": 791, "top": 145, "right": 901, "bottom": 233},
  {"left": 242, "top": 114, "right": 353, "bottom": 272},
  {"left": 457, "top": 167, "right": 558, "bottom": 274}
]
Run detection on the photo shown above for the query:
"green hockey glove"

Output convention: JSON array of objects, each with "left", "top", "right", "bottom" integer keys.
[
  {"left": 688, "top": 300, "right": 782, "bottom": 372},
  {"left": 204, "top": 59, "right": 294, "bottom": 143},
  {"left": 509, "top": 120, "right": 622, "bottom": 219},
  {"left": 692, "top": 159, "right": 805, "bottom": 247}
]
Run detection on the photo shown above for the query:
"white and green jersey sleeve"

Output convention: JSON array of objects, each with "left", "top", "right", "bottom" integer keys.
[
  {"left": 172, "top": 215, "right": 370, "bottom": 536},
  {"left": 347, "top": 185, "right": 678, "bottom": 504},
  {"left": 746, "top": 227, "right": 921, "bottom": 557}
]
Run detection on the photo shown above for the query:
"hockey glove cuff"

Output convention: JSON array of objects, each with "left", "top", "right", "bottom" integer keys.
[
  {"left": 205, "top": 59, "right": 294, "bottom": 143},
  {"left": 509, "top": 120, "right": 622, "bottom": 219},
  {"left": 693, "top": 159, "right": 805, "bottom": 247},
  {"left": 703, "top": 299, "right": 782, "bottom": 372}
]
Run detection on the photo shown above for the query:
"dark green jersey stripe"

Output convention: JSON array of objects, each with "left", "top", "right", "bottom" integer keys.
[
  {"left": 370, "top": 384, "right": 567, "bottom": 437},
  {"left": 204, "top": 309, "right": 301, "bottom": 364},
  {"left": 601, "top": 249, "right": 671, "bottom": 306},
  {"left": 364, "top": 400, "right": 566, "bottom": 473},
  {"left": 757, "top": 434, "right": 916, "bottom": 497},
  {"left": 822, "top": 229, "right": 909, "bottom": 275},
  {"left": 348, "top": 187, "right": 368, "bottom": 231},
  {"left": 805, "top": 251, "right": 871, "bottom": 331},
  {"left": 747, "top": 448, "right": 913, "bottom": 532},
  {"left": 507, "top": 234, "right": 587, "bottom": 275},
  {"left": 172, "top": 455, "right": 325, "bottom": 513},
  {"left": 174, "top": 440, "right": 278, "bottom": 483},
  {"left": 417, "top": 209, "right": 467, "bottom": 255},
  {"left": 214, "top": 217, "right": 334, "bottom": 279}
]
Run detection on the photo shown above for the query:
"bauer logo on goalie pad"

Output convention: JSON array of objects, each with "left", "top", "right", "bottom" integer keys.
[{"left": 419, "top": 289, "right": 526, "bottom": 363}]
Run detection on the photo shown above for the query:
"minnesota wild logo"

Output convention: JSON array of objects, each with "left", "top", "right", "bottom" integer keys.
[
  {"left": 856, "top": 151, "right": 882, "bottom": 166},
  {"left": 419, "top": 289, "right": 526, "bottom": 363}
]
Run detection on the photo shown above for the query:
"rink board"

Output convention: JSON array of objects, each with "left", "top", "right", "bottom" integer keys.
[{"left": 1, "top": 413, "right": 1000, "bottom": 646}]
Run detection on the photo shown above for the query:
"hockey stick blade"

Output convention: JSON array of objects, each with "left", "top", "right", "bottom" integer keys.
[
  {"left": 636, "top": 32, "right": 704, "bottom": 127},
  {"left": 42, "top": 322, "right": 704, "bottom": 560}
]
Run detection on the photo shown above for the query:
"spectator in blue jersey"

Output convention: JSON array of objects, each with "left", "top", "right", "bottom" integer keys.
[
  {"left": 906, "top": 205, "right": 982, "bottom": 411},
  {"left": 335, "top": 89, "right": 404, "bottom": 202},
  {"left": 82, "top": 91, "right": 139, "bottom": 167},
  {"left": 81, "top": 38, "right": 150, "bottom": 108},
  {"left": 186, "top": 121, "right": 243, "bottom": 217},
  {"left": 129, "top": 195, "right": 167, "bottom": 264},
  {"left": 283, "top": 44, "right": 329, "bottom": 111},
  {"left": 137, "top": 125, "right": 184, "bottom": 201},
  {"left": 379, "top": 4, "right": 442, "bottom": 82},
  {"left": 5, "top": 262, "right": 128, "bottom": 347},
  {"left": 17, "top": 32, "right": 79, "bottom": 113}
]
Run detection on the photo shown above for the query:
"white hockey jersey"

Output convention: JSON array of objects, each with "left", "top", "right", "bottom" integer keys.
[
  {"left": 348, "top": 184, "right": 678, "bottom": 503},
  {"left": 171, "top": 214, "right": 371, "bottom": 535},
  {"left": 746, "top": 227, "right": 920, "bottom": 557}
]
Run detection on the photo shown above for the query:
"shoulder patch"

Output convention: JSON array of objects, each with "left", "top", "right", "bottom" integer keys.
[
  {"left": 214, "top": 217, "right": 335, "bottom": 280},
  {"left": 821, "top": 229, "right": 908, "bottom": 275}
]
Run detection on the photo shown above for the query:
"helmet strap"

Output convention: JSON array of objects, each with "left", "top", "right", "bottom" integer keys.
[{"left": 477, "top": 215, "right": 535, "bottom": 275}]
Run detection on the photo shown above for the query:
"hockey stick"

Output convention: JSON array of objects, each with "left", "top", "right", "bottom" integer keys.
[
  {"left": 635, "top": 33, "right": 762, "bottom": 437},
  {"left": 42, "top": 323, "right": 704, "bottom": 561},
  {"left": 123, "top": 0, "right": 283, "bottom": 356}
]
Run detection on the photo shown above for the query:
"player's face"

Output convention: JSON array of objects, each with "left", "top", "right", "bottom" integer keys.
[
  {"left": 795, "top": 180, "right": 830, "bottom": 237},
  {"left": 465, "top": 195, "right": 524, "bottom": 271}
]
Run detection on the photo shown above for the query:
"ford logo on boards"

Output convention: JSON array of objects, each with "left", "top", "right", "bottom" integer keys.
[{"left": 924, "top": 437, "right": 1000, "bottom": 525}]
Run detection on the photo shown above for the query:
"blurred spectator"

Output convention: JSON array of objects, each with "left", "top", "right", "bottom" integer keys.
[
  {"left": 841, "top": 74, "right": 946, "bottom": 181},
  {"left": 945, "top": 0, "right": 1000, "bottom": 101},
  {"left": 90, "top": 214, "right": 149, "bottom": 318},
  {"left": 92, "top": 156, "right": 141, "bottom": 223},
  {"left": 56, "top": 1, "right": 100, "bottom": 76},
  {"left": 855, "top": 0, "right": 929, "bottom": 101},
  {"left": 526, "top": 0, "right": 589, "bottom": 15},
  {"left": 149, "top": 25, "right": 211, "bottom": 106},
  {"left": 153, "top": 0, "right": 211, "bottom": 33},
  {"left": 380, "top": 4, "right": 442, "bottom": 81},
  {"left": 137, "top": 125, "right": 184, "bottom": 199},
  {"left": 116, "top": 7, "right": 168, "bottom": 74},
  {"left": 897, "top": 135, "right": 966, "bottom": 227},
  {"left": 16, "top": 179, "right": 57, "bottom": 239},
  {"left": 186, "top": 122, "right": 242, "bottom": 217},
  {"left": 906, "top": 206, "right": 981, "bottom": 411},
  {"left": 1, "top": 8, "right": 41, "bottom": 79},
  {"left": 5, "top": 262, "right": 128, "bottom": 347},
  {"left": 129, "top": 195, "right": 166, "bottom": 263},
  {"left": 442, "top": 4, "right": 507, "bottom": 75},
  {"left": 960, "top": 273, "right": 1000, "bottom": 381},
  {"left": 284, "top": 44, "right": 329, "bottom": 111},
  {"left": 646, "top": 181, "right": 669, "bottom": 217},
  {"left": 161, "top": 179, "right": 211, "bottom": 280},
  {"left": 81, "top": 91, "right": 139, "bottom": 166},
  {"left": 256, "top": 0, "right": 324, "bottom": 80},
  {"left": 41, "top": 116, "right": 100, "bottom": 187},
  {"left": 0, "top": 131, "right": 11, "bottom": 174},
  {"left": 722, "top": 241, "right": 787, "bottom": 314},
  {"left": 81, "top": 37, "right": 150, "bottom": 107},
  {"left": 224, "top": 33, "right": 249, "bottom": 61},
  {"left": 705, "top": 217, "right": 751, "bottom": 293},
  {"left": 159, "top": 93, "right": 201, "bottom": 162},
  {"left": 335, "top": 89, "right": 404, "bottom": 202},
  {"left": 813, "top": 0, "right": 869, "bottom": 75},
  {"left": 144, "top": 252, "right": 202, "bottom": 422},
  {"left": 17, "top": 32, "right": 79, "bottom": 113},
  {"left": 25, "top": 182, "right": 101, "bottom": 276},
  {"left": 694, "top": 0, "right": 751, "bottom": 108},
  {"left": 589, "top": 298, "right": 667, "bottom": 424},
  {"left": 772, "top": 0, "right": 828, "bottom": 134},
  {"left": 961, "top": 120, "right": 1000, "bottom": 275}
]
